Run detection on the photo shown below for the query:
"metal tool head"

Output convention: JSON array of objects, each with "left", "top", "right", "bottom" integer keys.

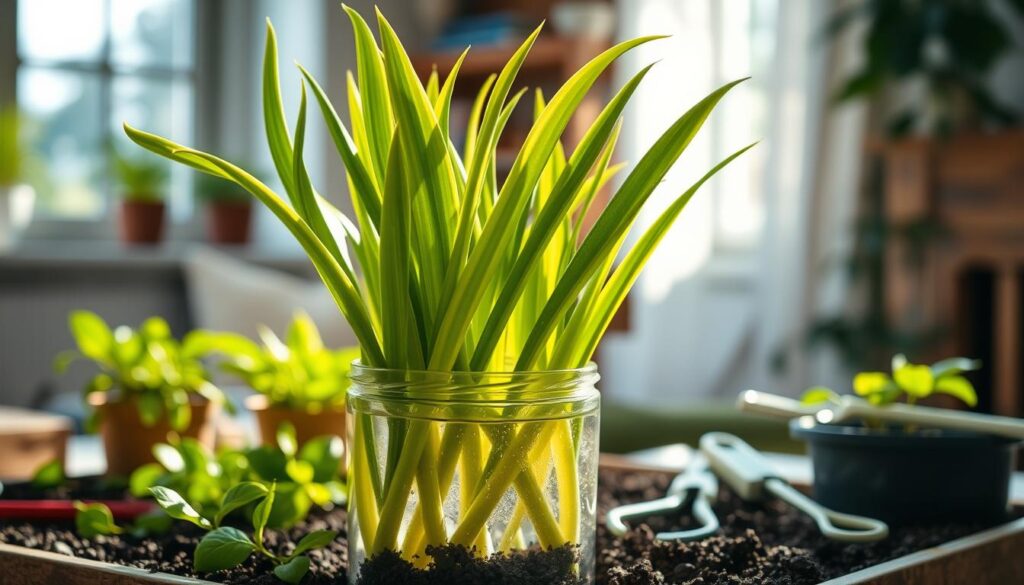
[{"left": 606, "top": 455, "right": 720, "bottom": 542}]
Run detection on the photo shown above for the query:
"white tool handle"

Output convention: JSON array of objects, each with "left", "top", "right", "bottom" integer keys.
[
  {"left": 736, "top": 390, "right": 818, "bottom": 419},
  {"left": 699, "top": 432, "right": 777, "bottom": 501},
  {"left": 766, "top": 479, "right": 888, "bottom": 542},
  {"left": 829, "top": 398, "right": 1024, "bottom": 440},
  {"left": 739, "top": 389, "right": 1024, "bottom": 441}
]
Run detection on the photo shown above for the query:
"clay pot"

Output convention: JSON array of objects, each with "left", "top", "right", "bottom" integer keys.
[
  {"left": 119, "top": 199, "right": 165, "bottom": 244},
  {"left": 246, "top": 394, "right": 346, "bottom": 448},
  {"left": 89, "top": 393, "right": 217, "bottom": 476},
  {"left": 206, "top": 200, "right": 252, "bottom": 244}
]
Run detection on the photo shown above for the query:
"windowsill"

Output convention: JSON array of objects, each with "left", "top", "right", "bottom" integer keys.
[{"left": 0, "top": 239, "right": 312, "bottom": 273}]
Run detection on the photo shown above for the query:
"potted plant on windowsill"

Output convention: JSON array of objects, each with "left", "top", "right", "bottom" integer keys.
[
  {"left": 55, "top": 310, "right": 230, "bottom": 476},
  {"left": 188, "top": 311, "right": 359, "bottom": 450},
  {"left": 0, "top": 106, "right": 39, "bottom": 250},
  {"left": 795, "top": 355, "right": 1018, "bottom": 524},
  {"left": 124, "top": 5, "right": 751, "bottom": 582},
  {"left": 114, "top": 151, "right": 168, "bottom": 244},
  {"left": 195, "top": 172, "right": 254, "bottom": 245}
]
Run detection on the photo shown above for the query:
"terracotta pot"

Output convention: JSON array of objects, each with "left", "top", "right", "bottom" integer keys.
[
  {"left": 119, "top": 199, "right": 165, "bottom": 244},
  {"left": 246, "top": 394, "right": 346, "bottom": 448},
  {"left": 89, "top": 393, "right": 217, "bottom": 476},
  {"left": 206, "top": 200, "right": 252, "bottom": 244}
]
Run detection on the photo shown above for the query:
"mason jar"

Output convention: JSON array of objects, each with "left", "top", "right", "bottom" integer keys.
[{"left": 346, "top": 363, "right": 601, "bottom": 584}]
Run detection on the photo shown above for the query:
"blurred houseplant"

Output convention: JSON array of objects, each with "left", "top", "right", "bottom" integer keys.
[
  {"left": 189, "top": 312, "right": 359, "bottom": 449},
  {"left": 0, "top": 106, "right": 40, "bottom": 249},
  {"left": 124, "top": 5, "right": 751, "bottom": 582},
  {"left": 828, "top": 0, "right": 1021, "bottom": 136},
  {"left": 790, "top": 1, "right": 1024, "bottom": 375},
  {"left": 55, "top": 311, "right": 228, "bottom": 475},
  {"left": 114, "top": 151, "right": 168, "bottom": 244},
  {"left": 195, "top": 172, "right": 253, "bottom": 245}
]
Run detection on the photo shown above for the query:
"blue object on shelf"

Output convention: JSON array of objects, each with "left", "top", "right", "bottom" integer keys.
[{"left": 432, "top": 11, "right": 531, "bottom": 50}]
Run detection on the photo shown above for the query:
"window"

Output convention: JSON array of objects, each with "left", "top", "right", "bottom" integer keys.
[{"left": 16, "top": 0, "right": 196, "bottom": 223}]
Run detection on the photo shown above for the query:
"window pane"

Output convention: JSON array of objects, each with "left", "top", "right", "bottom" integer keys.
[
  {"left": 17, "top": 68, "right": 106, "bottom": 219},
  {"left": 111, "top": 76, "right": 194, "bottom": 218},
  {"left": 110, "top": 0, "right": 194, "bottom": 70},
  {"left": 17, "top": 0, "right": 106, "bottom": 63}
]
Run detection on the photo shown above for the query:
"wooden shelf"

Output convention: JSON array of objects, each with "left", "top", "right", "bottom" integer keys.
[{"left": 412, "top": 36, "right": 610, "bottom": 81}]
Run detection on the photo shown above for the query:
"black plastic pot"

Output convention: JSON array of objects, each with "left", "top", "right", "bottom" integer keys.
[{"left": 790, "top": 418, "right": 1018, "bottom": 524}]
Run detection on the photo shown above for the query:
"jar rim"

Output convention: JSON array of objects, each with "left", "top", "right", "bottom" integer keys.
[{"left": 349, "top": 360, "right": 598, "bottom": 378}]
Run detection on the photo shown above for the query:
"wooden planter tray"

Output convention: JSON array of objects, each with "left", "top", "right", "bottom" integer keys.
[
  {"left": 820, "top": 517, "right": 1024, "bottom": 584},
  {"left": 2, "top": 458, "right": 1023, "bottom": 584}
]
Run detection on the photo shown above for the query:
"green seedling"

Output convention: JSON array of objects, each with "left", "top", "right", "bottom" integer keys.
[
  {"left": 149, "top": 482, "right": 337, "bottom": 584},
  {"left": 185, "top": 311, "right": 359, "bottom": 411},
  {"left": 803, "top": 354, "right": 981, "bottom": 408},
  {"left": 129, "top": 425, "right": 344, "bottom": 528},
  {"left": 55, "top": 311, "right": 230, "bottom": 432}
]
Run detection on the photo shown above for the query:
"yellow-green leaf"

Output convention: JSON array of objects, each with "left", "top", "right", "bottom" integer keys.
[
  {"left": 853, "top": 372, "right": 892, "bottom": 396},
  {"left": 934, "top": 374, "right": 978, "bottom": 407},
  {"left": 893, "top": 363, "right": 934, "bottom": 398},
  {"left": 801, "top": 387, "right": 840, "bottom": 405}
]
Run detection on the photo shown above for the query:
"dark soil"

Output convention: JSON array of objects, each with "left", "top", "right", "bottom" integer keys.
[
  {"left": 357, "top": 544, "right": 581, "bottom": 585},
  {"left": 594, "top": 468, "right": 1007, "bottom": 585},
  {"left": 0, "top": 475, "right": 128, "bottom": 501},
  {"left": 0, "top": 467, "right": 1012, "bottom": 584}
]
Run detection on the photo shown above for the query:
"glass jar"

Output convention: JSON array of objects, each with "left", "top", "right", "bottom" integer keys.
[{"left": 346, "top": 363, "right": 601, "bottom": 584}]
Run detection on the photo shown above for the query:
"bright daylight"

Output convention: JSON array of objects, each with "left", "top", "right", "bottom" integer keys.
[{"left": 1, "top": 1, "right": 1023, "bottom": 584}]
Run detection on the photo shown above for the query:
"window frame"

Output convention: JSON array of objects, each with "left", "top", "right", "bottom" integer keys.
[{"left": 5, "top": 0, "right": 218, "bottom": 241}]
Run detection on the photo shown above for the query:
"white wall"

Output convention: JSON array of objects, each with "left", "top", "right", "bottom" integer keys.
[{"left": 600, "top": 0, "right": 850, "bottom": 405}]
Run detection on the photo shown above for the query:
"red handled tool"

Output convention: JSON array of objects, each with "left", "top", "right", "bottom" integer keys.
[{"left": 0, "top": 499, "right": 155, "bottom": 521}]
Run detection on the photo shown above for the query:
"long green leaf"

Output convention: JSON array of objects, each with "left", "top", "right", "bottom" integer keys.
[
  {"left": 374, "top": 10, "right": 461, "bottom": 327},
  {"left": 463, "top": 74, "right": 497, "bottom": 164},
  {"left": 554, "top": 143, "right": 757, "bottom": 368},
  {"left": 435, "top": 49, "right": 469, "bottom": 140},
  {"left": 292, "top": 82, "right": 348, "bottom": 272},
  {"left": 379, "top": 134, "right": 419, "bottom": 367},
  {"left": 297, "top": 64, "right": 382, "bottom": 228},
  {"left": 469, "top": 64, "right": 655, "bottom": 369},
  {"left": 262, "top": 20, "right": 297, "bottom": 204},
  {"left": 430, "top": 35, "right": 664, "bottom": 371},
  {"left": 124, "top": 124, "right": 384, "bottom": 365},
  {"left": 342, "top": 4, "right": 393, "bottom": 188},
  {"left": 516, "top": 77, "right": 747, "bottom": 369}
]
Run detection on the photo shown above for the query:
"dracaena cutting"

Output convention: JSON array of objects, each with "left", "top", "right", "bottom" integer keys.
[{"left": 124, "top": 4, "right": 752, "bottom": 567}]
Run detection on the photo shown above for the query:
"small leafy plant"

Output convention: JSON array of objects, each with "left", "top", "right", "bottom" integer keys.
[
  {"left": 124, "top": 3, "right": 751, "bottom": 571},
  {"left": 188, "top": 312, "right": 360, "bottom": 411},
  {"left": 113, "top": 150, "right": 167, "bottom": 202},
  {"left": 130, "top": 424, "right": 345, "bottom": 528},
  {"left": 803, "top": 354, "right": 980, "bottom": 408},
  {"left": 55, "top": 310, "right": 229, "bottom": 431},
  {"left": 73, "top": 485, "right": 334, "bottom": 583},
  {"left": 149, "top": 481, "right": 336, "bottom": 583}
]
